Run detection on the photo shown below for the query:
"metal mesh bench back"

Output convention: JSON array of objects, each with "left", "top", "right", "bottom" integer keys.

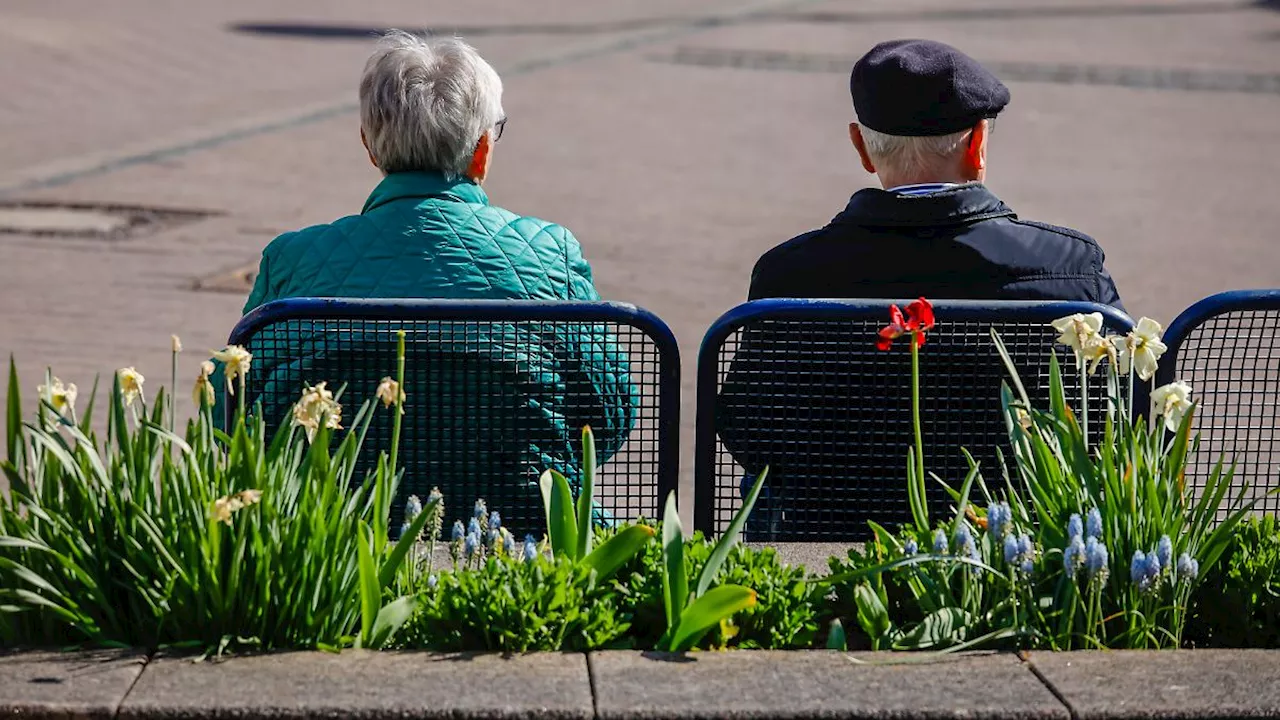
[
  {"left": 694, "top": 299, "right": 1134, "bottom": 541},
  {"left": 1157, "top": 290, "right": 1280, "bottom": 515},
  {"left": 227, "top": 299, "right": 680, "bottom": 535}
]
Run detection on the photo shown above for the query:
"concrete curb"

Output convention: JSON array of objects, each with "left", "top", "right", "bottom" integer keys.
[{"left": 4, "top": 649, "right": 1280, "bottom": 719}]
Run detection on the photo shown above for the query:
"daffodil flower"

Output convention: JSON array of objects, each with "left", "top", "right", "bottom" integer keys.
[
  {"left": 291, "top": 381, "right": 342, "bottom": 443},
  {"left": 193, "top": 360, "right": 215, "bottom": 408},
  {"left": 375, "top": 376, "right": 405, "bottom": 410},
  {"left": 1111, "top": 317, "right": 1168, "bottom": 382},
  {"left": 37, "top": 377, "right": 78, "bottom": 422},
  {"left": 117, "top": 367, "right": 145, "bottom": 408},
  {"left": 1151, "top": 381, "right": 1194, "bottom": 433},
  {"left": 1051, "top": 313, "right": 1104, "bottom": 355},
  {"left": 171, "top": 335, "right": 183, "bottom": 354},
  {"left": 212, "top": 489, "right": 263, "bottom": 525},
  {"left": 212, "top": 345, "right": 253, "bottom": 391}
]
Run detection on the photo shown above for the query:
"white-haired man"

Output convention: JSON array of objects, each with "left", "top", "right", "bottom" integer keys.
[
  {"left": 237, "top": 32, "right": 634, "bottom": 531},
  {"left": 749, "top": 39, "right": 1124, "bottom": 310}
]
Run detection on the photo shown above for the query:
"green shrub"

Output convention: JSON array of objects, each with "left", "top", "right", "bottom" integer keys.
[
  {"left": 1185, "top": 516, "right": 1280, "bottom": 648},
  {"left": 395, "top": 552, "right": 630, "bottom": 652},
  {"left": 617, "top": 528, "right": 820, "bottom": 650}
]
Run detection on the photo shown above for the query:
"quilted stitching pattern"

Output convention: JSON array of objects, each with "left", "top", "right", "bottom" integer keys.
[{"left": 241, "top": 171, "right": 637, "bottom": 467}]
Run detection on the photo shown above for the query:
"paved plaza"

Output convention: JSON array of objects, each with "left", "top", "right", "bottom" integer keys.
[{"left": 1, "top": 0, "right": 1278, "bottom": 500}]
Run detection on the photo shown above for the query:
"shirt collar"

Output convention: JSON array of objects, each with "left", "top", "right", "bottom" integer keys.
[
  {"left": 362, "top": 171, "right": 489, "bottom": 214},
  {"left": 835, "top": 182, "right": 1016, "bottom": 228},
  {"left": 887, "top": 182, "right": 961, "bottom": 196}
]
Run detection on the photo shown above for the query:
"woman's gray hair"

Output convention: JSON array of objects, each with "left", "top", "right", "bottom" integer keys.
[
  {"left": 859, "top": 125, "right": 975, "bottom": 177},
  {"left": 359, "top": 31, "right": 504, "bottom": 178}
]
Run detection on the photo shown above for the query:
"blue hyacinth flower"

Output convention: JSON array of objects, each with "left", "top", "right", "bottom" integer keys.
[
  {"left": 988, "top": 502, "right": 1011, "bottom": 541},
  {"left": 1156, "top": 535, "right": 1173, "bottom": 571},
  {"left": 1084, "top": 537, "right": 1109, "bottom": 581},
  {"left": 451, "top": 520, "right": 465, "bottom": 542},
  {"left": 523, "top": 534, "right": 539, "bottom": 563},
  {"left": 464, "top": 531, "right": 479, "bottom": 560},
  {"left": 1177, "top": 552, "right": 1199, "bottom": 582},
  {"left": 468, "top": 517, "right": 481, "bottom": 538},
  {"left": 489, "top": 511, "right": 502, "bottom": 532},
  {"left": 933, "top": 529, "right": 947, "bottom": 554},
  {"left": 1067, "top": 513, "right": 1083, "bottom": 541},
  {"left": 404, "top": 494, "right": 423, "bottom": 523},
  {"left": 903, "top": 539, "right": 919, "bottom": 556},
  {"left": 1086, "top": 508, "right": 1102, "bottom": 540},
  {"left": 1003, "top": 534, "right": 1020, "bottom": 565},
  {"left": 1064, "top": 536, "right": 1085, "bottom": 575},
  {"left": 473, "top": 499, "right": 487, "bottom": 520}
]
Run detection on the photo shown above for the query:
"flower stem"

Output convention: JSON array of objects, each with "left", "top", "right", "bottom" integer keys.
[
  {"left": 1079, "top": 355, "right": 1090, "bottom": 449},
  {"left": 389, "top": 330, "right": 406, "bottom": 474},
  {"left": 911, "top": 334, "right": 925, "bottom": 487},
  {"left": 170, "top": 348, "right": 178, "bottom": 433}
]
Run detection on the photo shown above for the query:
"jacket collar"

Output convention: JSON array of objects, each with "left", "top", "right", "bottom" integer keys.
[
  {"left": 362, "top": 171, "right": 489, "bottom": 213},
  {"left": 835, "top": 182, "right": 1015, "bottom": 228}
]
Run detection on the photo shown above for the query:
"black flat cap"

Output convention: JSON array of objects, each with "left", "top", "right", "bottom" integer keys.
[{"left": 851, "top": 39, "right": 1010, "bottom": 136}]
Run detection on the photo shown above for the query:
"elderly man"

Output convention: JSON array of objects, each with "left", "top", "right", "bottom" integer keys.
[
  {"left": 234, "top": 31, "right": 634, "bottom": 530},
  {"left": 749, "top": 39, "right": 1123, "bottom": 309}
]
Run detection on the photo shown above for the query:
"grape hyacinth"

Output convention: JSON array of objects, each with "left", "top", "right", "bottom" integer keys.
[
  {"left": 404, "top": 495, "right": 423, "bottom": 523},
  {"left": 1131, "top": 549, "right": 1161, "bottom": 592},
  {"left": 954, "top": 524, "right": 974, "bottom": 555},
  {"left": 503, "top": 531, "right": 516, "bottom": 557},
  {"left": 1067, "top": 513, "right": 1084, "bottom": 542},
  {"left": 489, "top": 511, "right": 502, "bottom": 533},
  {"left": 468, "top": 517, "right": 482, "bottom": 539},
  {"left": 932, "top": 529, "right": 948, "bottom": 554},
  {"left": 1064, "top": 535, "right": 1086, "bottom": 575},
  {"left": 464, "top": 531, "right": 480, "bottom": 562},
  {"left": 1176, "top": 552, "right": 1199, "bottom": 582},
  {"left": 903, "top": 539, "right": 919, "bottom": 556},
  {"left": 987, "top": 502, "right": 1012, "bottom": 541},
  {"left": 1084, "top": 537, "right": 1109, "bottom": 584},
  {"left": 473, "top": 499, "right": 487, "bottom": 520},
  {"left": 1156, "top": 536, "right": 1173, "bottom": 571},
  {"left": 451, "top": 520, "right": 465, "bottom": 542},
  {"left": 1003, "top": 534, "right": 1020, "bottom": 565},
  {"left": 426, "top": 574, "right": 438, "bottom": 590},
  {"left": 427, "top": 487, "right": 445, "bottom": 541},
  {"left": 523, "top": 534, "right": 539, "bottom": 564},
  {"left": 1085, "top": 508, "right": 1103, "bottom": 540}
]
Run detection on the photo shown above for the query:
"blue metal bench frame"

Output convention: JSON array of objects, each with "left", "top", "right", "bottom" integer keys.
[
  {"left": 227, "top": 297, "right": 682, "bottom": 524},
  {"left": 1156, "top": 289, "right": 1280, "bottom": 513},
  {"left": 693, "top": 298, "right": 1134, "bottom": 538}
]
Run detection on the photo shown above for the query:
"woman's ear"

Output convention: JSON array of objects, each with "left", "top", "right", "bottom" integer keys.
[
  {"left": 360, "top": 128, "right": 379, "bottom": 170},
  {"left": 466, "top": 132, "right": 494, "bottom": 184}
]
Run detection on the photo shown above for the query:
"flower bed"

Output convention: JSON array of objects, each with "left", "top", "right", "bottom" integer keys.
[{"left": 2, "top": 304, "right": 1276, "bottom": 655}]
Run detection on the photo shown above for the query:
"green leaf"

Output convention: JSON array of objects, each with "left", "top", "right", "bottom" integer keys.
[
  {"left": 854, "top": 582, "right": 891, "bottom": 646},
  {"left": 355, "top": 523, "right": 379, "bottom": 648},
  {"left": 575, "top": 426, "right": 596, "bottom": 559},
  {"left": 367, "top": 595, "right": 418, "bottom": 649},
  {"left": 893, "top": 607, "right": 972, "bottom": 650},
  {"left": 695, "top": 466, "right": 767, "bottom": 598},
  {"left": 826, "top": 619, "right": 847, "bottom": 651},
  {"left": 378, "top": 496, "right": 440, "bottom": 588},
  {"left": 661, "top": 491, "right": 686, "bottom": 633},
  {"left": 667, "top": 585, "right": 757, "bottom": 652},
  {"left": 6, "top": 356, "right": 20, "bottom": 463},
  {"left": 583, "top": 524, "right": 654, "bottom": 582},
  {"left": 544, "top": 469, "right": 578, "bottom": 561}
]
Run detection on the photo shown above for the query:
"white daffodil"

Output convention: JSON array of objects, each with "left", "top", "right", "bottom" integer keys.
[
  {"left": 193, "top": 360, "right": 215, "bottom": 408},
  {"left": 291, "top": 381, "right": 342, "bottom": 443},
  {"left": 212, "top": 345, "right": 252, "bottom": 391},
  {"left": 1151, "top": 381, "right": 1194, "bottom": 433},
  {"left": 37, "top": 377, "right": 78, "bottom": 420},
  {"left": 1080, "top": 332, "right": 1118, "bottom": 376},
  {"left": 117, "top": 367, "right": 145, "bottom": 408},
  {"left": 1110, "top": 317, "right": 1168, "bottom": 382},
  {"left": 212, "top": 489, "right": 263, "bottom": 526},
  {"left": 375, "top": 376, "right": 405, "bottom": 411},
  {"left": 171, "top": 335, "right": 183, "bottom": 354},
  {"left": 1051, "top": 313, "right": 1104, "bottom": 355}
]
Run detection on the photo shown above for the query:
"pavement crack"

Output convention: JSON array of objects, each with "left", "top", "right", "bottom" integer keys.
[
  {"left": 1020, "top": 650, "right": 1078, "bottom": 720},
  {"left": 112, "top": 648, "right": 155, "bottom": 720}
]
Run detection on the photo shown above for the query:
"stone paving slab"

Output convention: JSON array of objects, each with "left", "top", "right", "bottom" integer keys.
[
  {"left": 589, "top": 650, "right": 1068, "bottom": 719},
  {"left": 1027, "top": 650, "right": 1280, "bottom": 719},
  {"left": 116, "top": 650, "right": 592, "bottom": 720},
  {"left": 0, "top": 648, "right": 147, "bottom": 720}
]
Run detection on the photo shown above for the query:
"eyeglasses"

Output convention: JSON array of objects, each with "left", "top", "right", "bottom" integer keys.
[{"left": 493, "top": 117, "right": 507, "bottom": 143}]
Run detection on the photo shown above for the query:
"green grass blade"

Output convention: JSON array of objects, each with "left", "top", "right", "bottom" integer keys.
[
  {"left": 575, "top": 426, "right": 596, "bottom": 558},
  {"left": 378, "top": 496, "right": 439, "bottom": 587},
  {"left": 367, "top": 595, "right": 417, "bottom": 649},
  {"left": 355, "top": 523, "right": 378, "bottom": 648},
  {"left": 668, "top": 585, "right": 757, "bottom": 652},
  {"left": 584, "top": 524, "right": 654, "bottom": 582},
  {"left": 6, "top": 357, "right": 20, "bottom": 463},
  {"left": 695, "top": 466, "right": 767, "bottom": 598},
  {"left": 661, "top": 491, "right": 686, "bottom": 633},
  {"left": 545, "top": 469, "right": 578, "bottom": 560}
]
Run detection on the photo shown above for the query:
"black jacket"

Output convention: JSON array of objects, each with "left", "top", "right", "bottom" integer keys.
[{"left": 749, "top": 183, "right": 1124, "bottom": 311}]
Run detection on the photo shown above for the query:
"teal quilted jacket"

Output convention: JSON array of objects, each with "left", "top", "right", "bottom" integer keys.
[{"left": 234, "top": 172, "right": 636, "bottom": 526}]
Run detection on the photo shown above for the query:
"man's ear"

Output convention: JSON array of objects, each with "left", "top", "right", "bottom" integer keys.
[
  {"left": 466, "top": 132, "right": 494, "bottom": 184},
  {"left": 849, "top": 123, "right": 877, "bottom": 175},
  {"left": 360, "top": 128, "right": 379, "bottom": 170},
  {"left": 963, "top": 119, "right": 989, "bottom": 179}
]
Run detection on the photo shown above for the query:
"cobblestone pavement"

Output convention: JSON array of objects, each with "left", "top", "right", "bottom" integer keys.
[{"left": 2, "top": 0, "right": 1278, "bottom": 500}]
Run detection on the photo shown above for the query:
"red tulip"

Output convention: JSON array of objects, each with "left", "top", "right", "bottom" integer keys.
[
  {"left": 876, "top": 297, "right": 934, "bottom": 351},
  {"left": 877, "top": 304, "right": 908, "bottom": 351}
]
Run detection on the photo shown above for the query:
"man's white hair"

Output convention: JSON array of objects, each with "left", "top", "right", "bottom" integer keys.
[
  {"left": 859, "top": 126, "right": 974, "bottom": 177},
  {"left": 359, "top": 31, "right": 504, "bottom": 178}
]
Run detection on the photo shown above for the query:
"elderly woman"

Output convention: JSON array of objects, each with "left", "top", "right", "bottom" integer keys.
[{"left": 237, "top": 31, "right": 634, "bottom": 531}]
